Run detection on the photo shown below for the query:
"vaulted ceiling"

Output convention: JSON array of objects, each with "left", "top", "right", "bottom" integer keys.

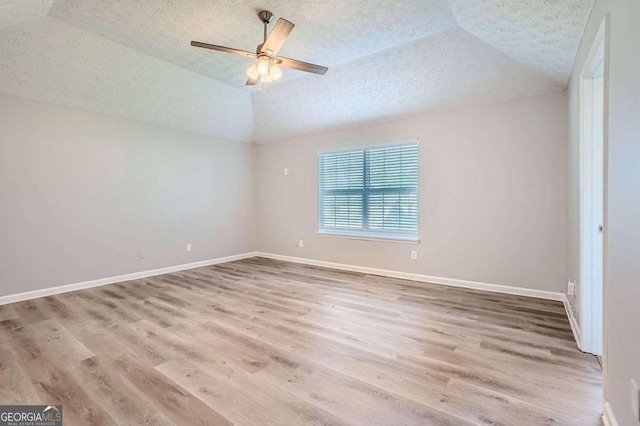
[{"left": 0, "top": 0, "right": 593, "bottom": 143}]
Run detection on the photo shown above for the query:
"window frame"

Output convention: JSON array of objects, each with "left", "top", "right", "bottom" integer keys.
[{"left": 317, "top": 140, "right": 420, "bottom": 244}]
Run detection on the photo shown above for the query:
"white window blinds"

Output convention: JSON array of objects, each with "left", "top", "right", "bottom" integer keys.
[{"left": 319, "top": 141, "right": 419, "bottom": 241}]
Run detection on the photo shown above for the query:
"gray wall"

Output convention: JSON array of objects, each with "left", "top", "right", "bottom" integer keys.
[
  {"left": 256, "top": 92, "right": 568, "bottom": 293},
  {"left": 568, "top": 0, "right": 640, "bottom": 424},
  {"left": 0, "top": 93, "right": 256, "bottom": 298}
]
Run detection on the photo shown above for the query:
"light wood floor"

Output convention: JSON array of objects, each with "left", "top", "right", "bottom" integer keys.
[{"left": 0, "top": 257, "right": 602, "bottom": 425}]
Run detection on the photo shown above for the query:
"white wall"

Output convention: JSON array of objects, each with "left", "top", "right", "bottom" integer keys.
[
  {"left": 256, "top": 92, "right": 568, "bottom": 293},
  {"left": 0, "top": 93, "right": 256, "bottom": 298},
  {"left": 568, "top": 0, "right": 640, "bottom": 424}
]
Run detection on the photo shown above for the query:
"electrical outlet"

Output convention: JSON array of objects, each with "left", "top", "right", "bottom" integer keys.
[
  {"left": 632, "top": 379, "right": 640, "bottom": 421},
  {"left": 411, "top": 250, "right": 418, "bottom": 260},
  {"left": 138, "top": 249, "right": 145, "bottom": 259},
  {"left": 298, "top": 240, "right": 304, "bottom": 248},
  {"left": 186, "top": 244, "right": 192, "bottom": 252},
  {"left": 568, "top": 280, "right": 576, "bottom": 296},
  {"left": 284, "top": 168, "right": 289, "bottom": 176}
]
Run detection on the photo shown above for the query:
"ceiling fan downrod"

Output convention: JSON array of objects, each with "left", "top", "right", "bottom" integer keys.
[{"left": 258, "top": 10, "right": 273, "bottom": 44}]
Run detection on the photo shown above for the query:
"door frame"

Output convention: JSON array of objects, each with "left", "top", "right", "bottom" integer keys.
[{"left": 578, "top": 19, "right": 607, "bottom": 356}]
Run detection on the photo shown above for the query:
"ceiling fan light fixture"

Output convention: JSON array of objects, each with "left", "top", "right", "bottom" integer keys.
[
  {"left": 269, "top": 65, "right": 283, "bottom": 81},
  {"left": 246, "top": 63, "right": 259, "bottom": 79},
  {"left": 260, "top": 74, "right": 273, "bottom": 83},
  {"left": 256, "top": 56, "right": 271, "bottom": 76}
]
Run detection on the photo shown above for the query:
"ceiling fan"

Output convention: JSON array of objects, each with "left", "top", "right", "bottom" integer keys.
[{"left": 191, "top": 10, "right": 328, "bottom": 86}]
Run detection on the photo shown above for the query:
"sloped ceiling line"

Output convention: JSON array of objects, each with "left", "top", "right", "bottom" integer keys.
[{"left": 448, "top": 0, "right": 595, "bottom": 83}]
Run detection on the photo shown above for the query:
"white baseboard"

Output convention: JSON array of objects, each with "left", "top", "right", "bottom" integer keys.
[
  {"left": 602, "top": 402, "right": 619, "bottom": 426},
  {"left": 3, "top": 251, "right": 581, "bottom": 349},
  {"left": 562, "top": 293, "right": 583, "bottom": 350},
  {"left": 0, "top": 252, "right": 258, "bottom": 306},
  {"left": 254, "top": 252, "right": 564, "bottom": 301}
]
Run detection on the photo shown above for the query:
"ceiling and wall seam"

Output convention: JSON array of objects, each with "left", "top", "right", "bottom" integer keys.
[{"left": 253, "top": 88, "right": 568, "bottom": 145}]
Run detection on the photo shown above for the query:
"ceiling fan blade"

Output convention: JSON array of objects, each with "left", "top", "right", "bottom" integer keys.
[
  {"left": 191, "top": 41, "right": 256, "bottom": 59},
  {"left": 260, "top": 18, "right": 294, "bottom": 56},
  {"left": 246, "top": 75, "right": 258, "bottom": 86},
  {"left": 275, "top": 56, "right": 328, "bottom": 75}
]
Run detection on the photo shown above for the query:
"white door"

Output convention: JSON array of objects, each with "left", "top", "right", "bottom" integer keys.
[
  {"left": 590, "top": 74, "right": 604, "bottom": 356},
  {"left": 579, "top": 25, "right": 605, "bottom": 356}
]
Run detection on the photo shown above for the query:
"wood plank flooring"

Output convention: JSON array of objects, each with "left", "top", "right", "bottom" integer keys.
[{"left": 0, "top": 257, "right": 602, "bottom": 425}]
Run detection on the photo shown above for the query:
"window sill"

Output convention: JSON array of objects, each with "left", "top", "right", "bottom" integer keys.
[{"left": 317, "top": 231, "right": 419, "bottom": 244}]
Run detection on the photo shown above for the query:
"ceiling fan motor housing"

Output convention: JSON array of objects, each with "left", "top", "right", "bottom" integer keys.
[{"left": 259, "top": 10, "right": 273, "bottom": 24}]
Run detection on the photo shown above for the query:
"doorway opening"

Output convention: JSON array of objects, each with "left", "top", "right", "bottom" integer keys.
[{"left": 579, "top": 21, "right": 606, "bottom": 357}]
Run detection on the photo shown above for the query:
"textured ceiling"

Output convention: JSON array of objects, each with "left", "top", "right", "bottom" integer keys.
[
  {"left": 0, "top": 17, "right": 253, "bottom": 142},
  {"left": 0, "top": 0, "right": 54, "bottom": 30},
  {"left": 252, "top": 26, "right": 565, "bottom": 143},
  {"left": 48, "top": 0, "right": 457, "bottom": 88},
  {"left": 0, "top": 0, "right": 594, "bottom": 143},
  {"left": 450, "top": 0, "right": 595, "bottom": 82}
]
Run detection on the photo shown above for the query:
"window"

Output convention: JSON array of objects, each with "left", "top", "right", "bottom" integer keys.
[{"left": 318, "top": 141, "right": 419, "bottom": 242}]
